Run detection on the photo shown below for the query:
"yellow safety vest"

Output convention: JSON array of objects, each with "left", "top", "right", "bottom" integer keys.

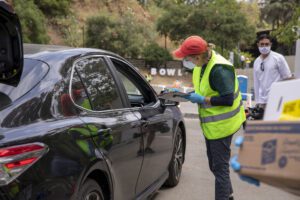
[{"left": 192, "top": 50, "right": 246, "bottom": 139}]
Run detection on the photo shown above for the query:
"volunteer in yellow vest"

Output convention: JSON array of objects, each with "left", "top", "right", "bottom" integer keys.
[{"left": 173, "top": 36, "right": 246, "bottom": 200}]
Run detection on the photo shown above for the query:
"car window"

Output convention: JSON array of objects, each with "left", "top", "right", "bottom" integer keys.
[
  {"left": 0, "top": 58, "right": 49, "bottom": 110},
  {"left": 74, "top": 56, "right": 123, "bottom": 111},
  {"left": 58, "top": 71, "right": 93, "bottom": 116},
  {"left": 70, "top": 71, "right": 92, "bottom": 110},
  {"left": 118, "top": 72, "right": 141, "bottom": 95},
  {"left": 111, "top": 58, "right": 157, "bottom": 108}
]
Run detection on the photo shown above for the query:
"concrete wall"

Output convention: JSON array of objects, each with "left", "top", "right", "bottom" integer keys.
[{"left": 285, "top": 56, "right": 295, "bottom": 73}]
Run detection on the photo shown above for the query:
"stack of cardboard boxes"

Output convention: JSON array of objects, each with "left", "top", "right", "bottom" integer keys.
[
  {"left": 238, "top": 121, "right": 300, "bottom": 196},
  {"left": 235, "top": 79, "right": 300, "bottom": 196}
]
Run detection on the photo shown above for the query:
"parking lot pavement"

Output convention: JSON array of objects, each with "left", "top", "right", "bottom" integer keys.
[{"left": 153, "top": 116, "right": 300, "bottom": 200}]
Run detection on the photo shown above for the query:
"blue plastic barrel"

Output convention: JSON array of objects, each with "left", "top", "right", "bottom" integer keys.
[{"left": 237, "top": 75, "right": 248, "bottom": 101}]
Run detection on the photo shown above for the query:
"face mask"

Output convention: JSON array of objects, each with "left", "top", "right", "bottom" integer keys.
[
  {"left": 182, "top": 59, "right": 197, "bottom": 70},
  {"left": 259, "top": 46, "right": 271, "bottom": 55}
]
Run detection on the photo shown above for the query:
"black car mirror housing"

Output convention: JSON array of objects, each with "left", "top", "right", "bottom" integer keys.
[{"left": 159, "top": 98, "right": 179, "bottom": 107}]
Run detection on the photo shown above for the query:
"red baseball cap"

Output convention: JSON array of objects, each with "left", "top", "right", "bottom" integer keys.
[{"left": 173, "top": 36, "right": 208, "bottom": 58}]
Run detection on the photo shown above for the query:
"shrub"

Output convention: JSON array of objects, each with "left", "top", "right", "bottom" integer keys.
[
  {"left": 13, "top": 0, "right": 49, "bottom": 44},
  {"left": 143, "top": 42, "right": 172, "bottom": 67},
  {"left": 34, "top": 0, "right": 71, "bottom": 17},
  {"left": 56, "top": 15, "right": 82, "bottom": 47},
  {"left": 86, "top": 13, "right": 147, "bottom": 58}
]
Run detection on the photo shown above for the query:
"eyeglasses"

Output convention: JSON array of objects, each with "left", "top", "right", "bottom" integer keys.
[
  {"left": 260, "top": 62, "right": 264, "bottom": 71},
  {"left": 259, "top": 43, "right": 271, "bottom": 47}
]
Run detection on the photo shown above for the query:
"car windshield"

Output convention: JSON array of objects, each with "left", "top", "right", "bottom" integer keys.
[{"left": 0, "top": 58, "right": 49, "bottom": 110}]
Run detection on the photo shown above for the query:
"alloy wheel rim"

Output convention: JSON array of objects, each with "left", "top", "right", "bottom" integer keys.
[{"left": 174, "top": 131, "right": 183, "bottom": 180}]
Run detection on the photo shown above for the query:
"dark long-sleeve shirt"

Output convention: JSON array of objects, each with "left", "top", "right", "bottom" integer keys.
[{"left": 200, "top": 64, "right": 235, "bottom": 106}]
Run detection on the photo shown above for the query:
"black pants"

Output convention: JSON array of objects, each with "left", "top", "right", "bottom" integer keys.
[{"left": 205, "top": 134, "right": 233, "bottom": 200}]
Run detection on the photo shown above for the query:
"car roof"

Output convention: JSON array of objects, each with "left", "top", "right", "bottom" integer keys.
[
  {"left": 24, "top": 43, "right": 74, "bottom": 54},
  {"left": 24, "top": 44, "right": 124, "bottom": 65}
]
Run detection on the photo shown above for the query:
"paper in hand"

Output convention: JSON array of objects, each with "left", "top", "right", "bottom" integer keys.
[{"left": 158, "top": 91, "right": 189, "bottom": 102}]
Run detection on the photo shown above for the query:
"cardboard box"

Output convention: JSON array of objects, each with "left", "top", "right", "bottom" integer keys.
[
  {"left": 264, "top": 79, "right": 300, "bottom": 121},
  {"left": 238, "top": 121, "right": 300, "bottom": 196}
]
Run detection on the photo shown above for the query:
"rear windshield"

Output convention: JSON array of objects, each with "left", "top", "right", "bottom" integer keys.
[{"left": 0, "top": 58, "right": 49, "bottom": 110}]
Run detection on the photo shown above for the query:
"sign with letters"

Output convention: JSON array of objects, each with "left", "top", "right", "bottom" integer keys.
[{"left": 150, "top": 67, "right": 183, "bottom": 77}]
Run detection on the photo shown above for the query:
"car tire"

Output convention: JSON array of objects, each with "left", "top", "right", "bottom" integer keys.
[
  {"left": 77, "top": 178, "right": 104, "bottom": 200},
  {"left": 164, "top": 128, "right": 184, "bottom": 187}
]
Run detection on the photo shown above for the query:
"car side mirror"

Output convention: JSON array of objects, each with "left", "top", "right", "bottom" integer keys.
[{"left": 159, "top": 98, "right": 179, "bottom": 107}]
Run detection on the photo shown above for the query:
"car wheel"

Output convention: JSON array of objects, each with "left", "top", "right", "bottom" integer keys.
[
  {"left": 164, "top": 128, "right": 184, "bottom": 187},
  {"left": 78, "top": 178, "right": 104, "bottom": 200}
]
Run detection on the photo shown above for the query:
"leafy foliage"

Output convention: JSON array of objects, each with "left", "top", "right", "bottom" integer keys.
[
  {"left": 156, "top": 4, "right": 190, "bottom": 42},
  {"left": 13, "top": 0, "right": 49, "bottom": 44},
  {"left": 261, "top": 0, "right": 298, "bottom": 30},
  {"left": 55, "top": 16, "right": 83, "bottom": 47},
  {"left": 10, "top": 0, "right": 298, "bottom": 58},
  {"left": 156, "top": 0, "right": 255, "bottom": 52},
  {"left": 143, "top": 42, "right": 172, "bottom": 67},
  {"left": 86, "top": 12, "right": 152, "bottom": 58},
  {"left": 34, "top": 0, "right": 72, "bottom": 17},
  {"left": 267, "top": 3, "right": 300, "bottom": 46},
  {"left": 239, "top": 1, "right": 260, "bottom": 29}
]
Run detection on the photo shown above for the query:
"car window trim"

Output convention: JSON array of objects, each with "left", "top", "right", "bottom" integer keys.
[
  {"left": 73, "top": 67, "right": 94, "bottom": 110},
  {"left": 103, "top": 56, "right": 131, "bottom": 108},
  {"left": 106, "top": 56, "right": 159, "bottom": 107},
  {"left": 69, "top": 55, "right": 125, "bottom": 113},
  {"left": 69, "top": 55, "right": 161, "bottom": 114}
]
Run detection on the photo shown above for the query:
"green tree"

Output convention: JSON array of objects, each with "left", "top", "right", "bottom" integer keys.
[
  {"left": 56, "top": 15, "right": 82, "bottom": 47},
  {"left": 272, "top": 7, "right": 300, "bottom": 46},
  {"left": 143, "top": 42, "right": 172, "bottom": 67},
  {"left": 156, "top": 4, "right": 190, "bottom": 43},
  {"left": 86, "top": 12, "right": 151, "bottom": 58},
  {"left": 261, "top": 0, "right": 298, "bottom": 30},
  {"left": 239, "top": 1, "right": 260, "bottom": 29},
  {"left": 202, "top": 0, "right": 255, "bottom": 50},
  {"left": 156, "top": 0, "right": 255, "bottom": 52},
  {"left": 34, "top": 0, "right": 71, "bottom": 17},
  {"left": 86, "top": 15, "right": 116, "bottom": 51},
  {"left": 260, "top": 0, "right": 300, "bottom": 46},
  {"left": 13, "top": 0, "right": 49, "bottom": 44}
]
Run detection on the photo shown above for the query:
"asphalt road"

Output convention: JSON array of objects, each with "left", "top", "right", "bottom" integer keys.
[{"left": 152, "top": 104, "right": 300, "bottom": 200}]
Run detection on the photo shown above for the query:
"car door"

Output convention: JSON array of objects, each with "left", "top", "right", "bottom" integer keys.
[
  {"left": 0, "top": 1, "right": 23, "bottom": 86},
  {"left": 108, "top": 57, "right": 174, "bottom": 196},
  {"left": 70, "top": 55, "right": 144, "bottom": 200}
]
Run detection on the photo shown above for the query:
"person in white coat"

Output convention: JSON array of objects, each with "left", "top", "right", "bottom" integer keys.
[{"left": 253, "top": 34, "right": 292, "bottom": 109}]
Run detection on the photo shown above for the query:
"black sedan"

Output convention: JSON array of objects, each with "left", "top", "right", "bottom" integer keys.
[{"left": 0, "top": 3, "right": 186, "bottom": 200}]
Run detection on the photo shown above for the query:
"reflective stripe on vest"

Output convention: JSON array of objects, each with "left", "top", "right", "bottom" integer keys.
[
  {"left": 200, "top": 100, "right": 243, "bottom": 123},
  {"left": 193, "top": 50, "right": 246, "bottom": 139}
]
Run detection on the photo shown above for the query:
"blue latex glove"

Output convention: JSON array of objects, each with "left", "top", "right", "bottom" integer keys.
[
  {"left": 168, "top": 88, "right": 180, "bottom": 92},
  {"left": 230, "top": 155, "right": 241, "bottom": 171},
  {"left": 230, "top": 155, "right": 260, "bottom": 186},
  {"left": 231, "top": 136, "right": 260, "bottom": 187},
  {"left": 239, "top": 175, "right": 260, "bottom": 187},
  {"left": 183, "top": 92, "right": 205, "bottom": 104},
  {"left": 235, "top": 136, "right": 244, "bottom": 147}
]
